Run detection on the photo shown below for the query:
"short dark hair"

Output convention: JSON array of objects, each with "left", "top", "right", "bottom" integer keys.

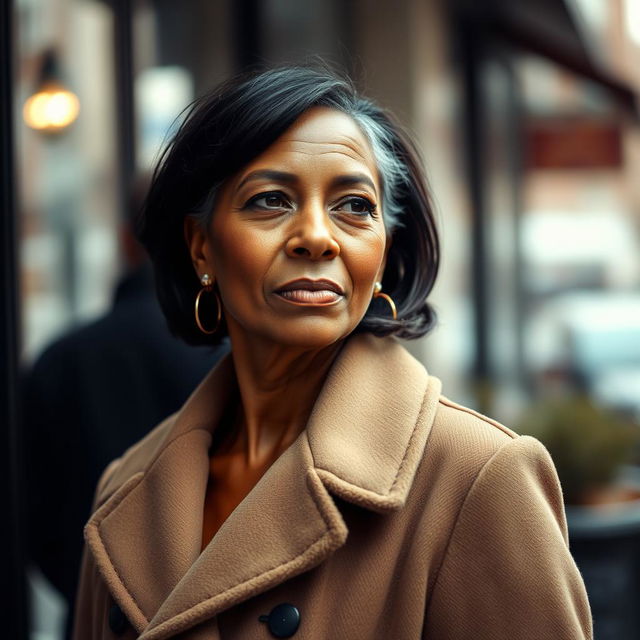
[{"left": 137, "top": 64, "right": 440, "bottom": 346}]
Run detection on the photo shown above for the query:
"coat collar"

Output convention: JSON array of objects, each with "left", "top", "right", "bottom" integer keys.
[{"left": 84, "top": 333, "right": 441, "bottom": 639}]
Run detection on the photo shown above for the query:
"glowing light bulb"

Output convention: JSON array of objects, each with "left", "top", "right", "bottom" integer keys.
[{"left": 23, "top": 84, "right": 80, "bottom": 133}]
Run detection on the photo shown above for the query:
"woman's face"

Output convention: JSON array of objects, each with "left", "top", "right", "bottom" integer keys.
[{"left": 186, "top": 106, "right": 389, "bottom": 349}]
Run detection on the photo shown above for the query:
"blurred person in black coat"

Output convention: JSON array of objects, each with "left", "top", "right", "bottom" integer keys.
[{"left": 22, "top": 179, "right": 227, "bottom": 638}]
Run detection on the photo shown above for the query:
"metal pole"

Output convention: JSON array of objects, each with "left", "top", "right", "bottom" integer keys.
[
  {"left": 113, "top": 0, "right": 136, "bottom": 218},
  {"left": 0, "top": 0, "right": 28, "bottom": 635},
  {"left": 457, "top": 19, "right": 492, "bottom": 411},
  {"left": 232, "top": 0, "right": 263, "bottom": 70}
]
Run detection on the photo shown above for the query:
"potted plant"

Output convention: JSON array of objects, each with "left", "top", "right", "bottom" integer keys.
[{"left": 517, "top": 394, "right": 640, "bottom": 640}]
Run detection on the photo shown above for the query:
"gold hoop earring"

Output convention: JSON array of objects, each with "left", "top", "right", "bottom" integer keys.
[
  {"left": 373, "top": 282, "right": 397, "bottom": 320},
  {"left": 195, "top": 273, "right": 222, "bottom": 335}
]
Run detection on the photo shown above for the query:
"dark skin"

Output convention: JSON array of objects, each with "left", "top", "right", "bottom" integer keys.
[{"left": 184, "top": 107, "right": 390, "bottom": 550}]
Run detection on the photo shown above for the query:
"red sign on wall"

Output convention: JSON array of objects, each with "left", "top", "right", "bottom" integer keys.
[{"left": 525, "top": 117, "right": 623, "bottom": 169}]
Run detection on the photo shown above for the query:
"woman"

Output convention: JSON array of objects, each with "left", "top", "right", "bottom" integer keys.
[{"left": 73, "top": 66, "right": 592, "bottom": 639}]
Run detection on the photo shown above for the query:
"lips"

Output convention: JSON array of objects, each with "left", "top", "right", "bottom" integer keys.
[{"left": 274, "top": 278, "right": 344, "bottom": 305}]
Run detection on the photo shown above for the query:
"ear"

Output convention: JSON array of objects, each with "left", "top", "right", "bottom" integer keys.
[
  {"left": 183, "top": 217, "right": 215, "bottom": 280},
  {"left": 375, "top": 233, "right": 393, "bottom": 283}
]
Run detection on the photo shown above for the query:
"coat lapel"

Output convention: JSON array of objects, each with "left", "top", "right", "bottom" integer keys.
[
  {"left": 307, "top": 333, "right": 439, "bottom": 513},
  {"left": 83, "top": 334, "right": 440, "bottom": 639}
]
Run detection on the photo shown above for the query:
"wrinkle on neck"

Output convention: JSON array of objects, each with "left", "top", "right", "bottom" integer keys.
[{"left": 225, "top": 327, "right": 344, "bottom": 466}]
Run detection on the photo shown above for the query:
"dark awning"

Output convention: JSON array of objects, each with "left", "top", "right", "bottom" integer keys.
[{"left": 454, "top": 0, "right": 639, "bottom": 119}]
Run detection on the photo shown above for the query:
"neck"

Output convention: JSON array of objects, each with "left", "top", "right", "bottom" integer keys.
[{"left": 225, "top": 327, "right": 344, "bottom": 466}]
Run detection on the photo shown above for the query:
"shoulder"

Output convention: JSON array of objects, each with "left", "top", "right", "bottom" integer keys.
[
  {"left": 91, "top": 411, "right": 180, "bottom": 508},
  {"left": 431, "top": 391, "right": 521, "bottom": 452},
  {"left": 420, "top": 386, "right": 556, "bottom": 503},
  {"left": 433, "top": 393, "right": 518, "bottom": 451},
  {"left": 420, "top": 396, "right": 590, "bottom": 638},
  {"left": 411, "top": 384, "right": 567, "bottom": 567},
  {"left": 25, "top": 319, "right": 108, "bottom": 381}
]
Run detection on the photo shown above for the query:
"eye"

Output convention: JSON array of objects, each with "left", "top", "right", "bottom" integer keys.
[
  {"left": 333, "top": 196, "right": 377, "bottom": 217},
  {"left": 246, "top": 191, "right": 291, "bottom": 210}
]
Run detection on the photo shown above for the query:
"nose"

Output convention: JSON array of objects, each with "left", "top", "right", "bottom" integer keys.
[{"left": 285, "top": 201, "right": 340, "bottom": 260}]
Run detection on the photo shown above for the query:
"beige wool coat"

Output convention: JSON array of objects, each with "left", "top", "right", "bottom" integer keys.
[{"left": 73, "top": 333, "right": 593, "bottom": 639}]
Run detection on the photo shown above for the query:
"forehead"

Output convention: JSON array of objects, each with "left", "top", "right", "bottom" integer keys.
[{"left": 234, "top": 106, "right": 380, "bottom": 189}]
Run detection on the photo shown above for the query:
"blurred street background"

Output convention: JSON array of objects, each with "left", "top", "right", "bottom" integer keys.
[{"left": 3, "top": 0, "right": 640, "bottom": 638}]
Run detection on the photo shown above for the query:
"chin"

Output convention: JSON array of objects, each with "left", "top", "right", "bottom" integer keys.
[{"left": 266, "top": 318, "right": 355, "bottom": 350}]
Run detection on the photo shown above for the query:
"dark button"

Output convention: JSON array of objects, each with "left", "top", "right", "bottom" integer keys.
[
  {"left": 258, "top": 603, "right": 301, "bottom": 638},
  {"left": 108, "top": 602, "right": 128, "bottom": 636}
]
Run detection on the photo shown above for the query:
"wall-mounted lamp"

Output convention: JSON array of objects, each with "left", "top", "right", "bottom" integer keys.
[{"left": 23, "top": 49, "right": 80, "bottom": 134}]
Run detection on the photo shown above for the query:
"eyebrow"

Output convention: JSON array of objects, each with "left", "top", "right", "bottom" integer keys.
[{"left": 236, "top": 169, "right": 378, "bottom": 195}]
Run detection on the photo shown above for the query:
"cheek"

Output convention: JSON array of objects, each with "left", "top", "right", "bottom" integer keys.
[
  {"left": 210, "top": 224, "right": 272, "bottom": 303},
  {"left": 342, "top": 235, "right": 387, "bottom": 322},
  {"left": 346, "top": 235, "right": 387, "bottom": 288}
]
